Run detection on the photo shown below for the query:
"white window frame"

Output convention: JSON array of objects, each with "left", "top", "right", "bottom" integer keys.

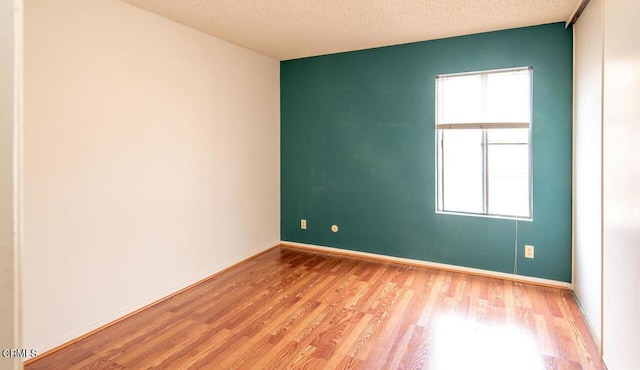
[{"left": 435, "top": 66, "right": 533, "bottom": 220}]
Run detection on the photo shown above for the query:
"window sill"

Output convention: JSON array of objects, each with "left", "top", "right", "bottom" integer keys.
[{"left": 436, "top": 210, "right": 532, "bottom": 222}]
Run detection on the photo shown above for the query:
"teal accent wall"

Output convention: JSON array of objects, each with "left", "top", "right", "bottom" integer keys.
[{"left": 281, "top": 23, "right": 573, "bottom": 282}]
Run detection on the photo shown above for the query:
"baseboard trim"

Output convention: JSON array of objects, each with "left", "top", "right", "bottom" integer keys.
[
  {"left": 280, "top": 241, "right": 572, "bottom": 290},
  {"left": 24, "top": 243, "right": 281, "bottom": 366}
]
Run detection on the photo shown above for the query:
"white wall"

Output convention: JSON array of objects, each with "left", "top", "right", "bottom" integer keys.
[
  {"left": 602, "top": 0, "right": 640, "bottom": 368},
  {"left": 0, "top": 1, "right": 22, "bottom": 369},
  {"left": 572, "top": 0, "right": 603, "bottom": 346},
  {"left": 22, "top": 0, "right": 280, "bottom": 354}
]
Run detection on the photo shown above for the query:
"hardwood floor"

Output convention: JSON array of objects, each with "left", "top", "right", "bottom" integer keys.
[{"left": 26, "top": 246, "right": 605, "bottom": 369}]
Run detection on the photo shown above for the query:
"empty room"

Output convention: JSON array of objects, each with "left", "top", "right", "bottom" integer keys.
[{"left": 1, "top": 0, "right": 638, "bottom": 369}]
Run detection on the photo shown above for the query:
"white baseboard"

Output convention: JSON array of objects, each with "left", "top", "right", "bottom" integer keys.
[{"left": 280, "top": 241, "right": 572, "bottom": 289}]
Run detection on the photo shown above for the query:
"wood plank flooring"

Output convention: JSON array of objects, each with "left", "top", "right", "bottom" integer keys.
[{"left": 26, "top": 246, "right": 605, "bottom": 369}]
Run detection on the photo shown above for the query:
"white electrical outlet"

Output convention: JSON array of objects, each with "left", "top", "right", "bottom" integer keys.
[
  {"left": 525, "top": 245, "right": 535, "bottom": 259},
  {"left": 301, "top": 219, "right": 307, "bottom": 230}
]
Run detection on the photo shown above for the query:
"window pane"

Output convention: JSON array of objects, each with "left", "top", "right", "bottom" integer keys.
[
  {"left": 486, "top": 70, "right": 531, "bottom": 123},
  {"left": 437, "top": 75, "right": 483, "bottom": 124},
  {"left": 487, "top": 128, "right": 529, "bottom": 144},
  {"left": 487, "top": 139, "right": 530, "bottom": 217},
  {"left": 441, "top": 129, "right": 483, "bottom": 213}
]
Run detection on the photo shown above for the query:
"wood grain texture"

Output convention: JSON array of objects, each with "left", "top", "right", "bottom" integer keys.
[{"left": 26, "top": 247, "right": 605, "bottom": 370}]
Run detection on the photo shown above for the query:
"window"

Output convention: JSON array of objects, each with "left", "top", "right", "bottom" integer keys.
[{"left": 436, "top": 67, "right": 532, "bottom": 219}]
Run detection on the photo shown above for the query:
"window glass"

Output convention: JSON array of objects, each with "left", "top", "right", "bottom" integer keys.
[
  {"left": 438, "top": 75, "right": 483, "bottom": 124},
  {"left": 486, "top": 71, "right": 531, "bottom": 123},
  {"left": 440, "top": 129, "right": 484, "bottom": 213},
  {"left": 487, "top": 132, "right": 530, "bottom": 217}
]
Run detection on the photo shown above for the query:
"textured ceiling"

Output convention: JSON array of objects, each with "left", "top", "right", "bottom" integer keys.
[{"left": 122, "top": 0, "right": 579, "bottom": 61}]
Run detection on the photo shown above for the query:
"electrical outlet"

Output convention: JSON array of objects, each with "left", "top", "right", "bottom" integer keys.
[
  {"left": 301, "top": 219, "right": 307, "bottom": 230},
  {"left": 525, "top": 245, "right": 534, "bottom": 259}
]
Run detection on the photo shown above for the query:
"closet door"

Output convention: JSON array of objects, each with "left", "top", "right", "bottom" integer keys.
[
  {"left": 573, "top": 0, "right": 603, "bottom": 347},
  {"left": 602, "top": 0, "right": 640, "bottom": 368}
]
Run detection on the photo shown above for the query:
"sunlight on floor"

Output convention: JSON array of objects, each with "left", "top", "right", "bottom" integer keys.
[{"left": 428, "top": 315, "right": 545, "bottom": 370}]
